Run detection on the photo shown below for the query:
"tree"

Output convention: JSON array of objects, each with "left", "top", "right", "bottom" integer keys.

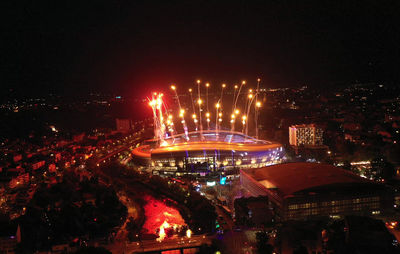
[
  {"left": 74, "top": 247, "right": 112, "bottom": 254},
  {"left": 342, "top": 160, "right": 352, "bottom": 171},
  {"left": 256, "top": 231, "right": 273, "bottom": 254},
  {"left": 293, "top": 245, "right": 308, "bottom": 254},
  {"left": 371, "top": 156, "right": 395, "bottom": 180}
]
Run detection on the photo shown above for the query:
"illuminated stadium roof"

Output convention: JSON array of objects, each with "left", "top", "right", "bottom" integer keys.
[
  {"left": 151, "top": 141, "right": 281, "bottom": 155},
  {"left": 133, "top": 130, "right": 282, "bottom": 158},
  {"left": 153, "top": 130, "right": 271, "bottom": 145},
  {"left": 241, "top": 162, "right": 376, "bottom": 197}
]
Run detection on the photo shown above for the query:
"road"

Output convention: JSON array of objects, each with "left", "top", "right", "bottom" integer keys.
[
  {"left": 107, "top": 234, "right": 211, "bottom": 253},
  {"left": 386, "top": 225, "right": 400, "bottom": 243},
  {"left": 214, "top": 205, "right": 258, "bottom": 253}
]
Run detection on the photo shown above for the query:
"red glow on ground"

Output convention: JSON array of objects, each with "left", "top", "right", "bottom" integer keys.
[{"left": 141, "top": 195, "right": 186, "bottom": 240}]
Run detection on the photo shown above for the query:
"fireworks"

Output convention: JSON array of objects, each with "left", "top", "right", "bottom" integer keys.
[{"left": 148, "top": 79, "right": 263, "bottom": 141}]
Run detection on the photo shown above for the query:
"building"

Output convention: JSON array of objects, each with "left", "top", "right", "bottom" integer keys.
[
  {"left": 72, "top": 133, "right": 85, "bottom": 142},
  {"left": 343, "top": 216, "right": 399, "bottom": 253},
  {"left": 240, "top": 162, "right": 394, "bottom": 221},
  {"left": 31, "top": 160, "right": 45, "bottom": 170},
  {"left": 234, "top": 196, "right": 273, "bottom": 226},
  {"left": 289, "top": 124, "right": 323, "bottom": 146},
  {"left": 0, "top": 223, "right": 20, "bottom": 254},
  {"left": 132, "top": 130, "right": 285, "bottom": 177},
  {"left": 116, "top": 118, "right": 132, "bottom": 133}
]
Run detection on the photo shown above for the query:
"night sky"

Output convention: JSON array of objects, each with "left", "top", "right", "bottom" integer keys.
[{"left": 2, "top": 0, "right": 400, "bottom": 97}]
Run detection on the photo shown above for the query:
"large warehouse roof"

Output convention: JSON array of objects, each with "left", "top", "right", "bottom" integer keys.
[{"left": 241, "top": 162, "right": 373, "bottom": 197}]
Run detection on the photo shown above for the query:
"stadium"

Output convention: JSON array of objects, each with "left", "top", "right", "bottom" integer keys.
[
  {"left": 132, "top": 130, "right": 285, "bottom": 176},
  {"left": 132, "top": 80, "right": 285, "bottom": 176}
]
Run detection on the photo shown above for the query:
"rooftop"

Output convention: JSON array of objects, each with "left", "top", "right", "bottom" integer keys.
[
  {"left": 151, "top": 141, "right": 282, "bottom": 155},
  {"left": 241, "top": 162, "right": 376, "bottom": 197},
  {"left": 133, "top": 130, "right": 282, "bottom": 157}
]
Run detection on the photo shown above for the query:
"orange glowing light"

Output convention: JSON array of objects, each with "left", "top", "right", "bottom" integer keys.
[
  {"left": 186, "top": 229, "right": 192, "bottom": 238},
  {"left": 222, "top": 83, "right": 226, "bottom": 88},
  {"left": 205, "top": 83, "right": 210, "bottom": 87},
  {"left": 171, "top": 85, "right": 176, "bottom": 90},
  {"left": 215, "top": 103, "right": 220, "bottom": 108}
]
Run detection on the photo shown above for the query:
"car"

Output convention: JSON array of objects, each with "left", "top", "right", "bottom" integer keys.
[{"left": 233, "top": 226, "right": 242, "bottom": 232}]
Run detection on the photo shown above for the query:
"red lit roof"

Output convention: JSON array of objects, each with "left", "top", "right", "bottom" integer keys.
[
  {"left": 132, "top": 141, "right": 281, "bottom": 158},
  {"left": 151, "top": 141, "right": 281, "bottom": 154},
  {"left": 241, "top": 162, "right": 371, "bottom": 197}
]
